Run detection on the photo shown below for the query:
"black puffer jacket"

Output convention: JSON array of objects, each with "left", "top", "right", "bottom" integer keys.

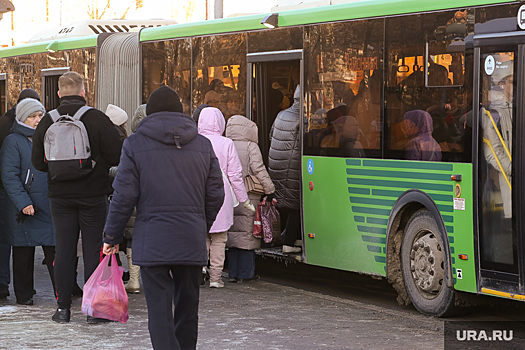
[
  {"left": 103, "top": 111, "right": 224, "bottom": 266},
  {"left": 268, "top": 86, "right": 301, "bottom": 210}
]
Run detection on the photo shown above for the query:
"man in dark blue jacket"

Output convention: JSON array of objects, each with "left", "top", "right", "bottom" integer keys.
[{"left": 103, "top": 85, "right": 224, "bottom": 350}]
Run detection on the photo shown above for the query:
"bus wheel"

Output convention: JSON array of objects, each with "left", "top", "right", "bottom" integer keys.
[{"left": 401, "top": 209, "right": 455, "bottom": 317}]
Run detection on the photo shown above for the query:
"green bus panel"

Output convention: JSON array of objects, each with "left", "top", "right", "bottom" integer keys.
[
  {"left": 302, "top": 156, "right": 476, "bottom": 294},
  {"left": 140, "top": 0, "right": 512, "bottom": 42},
  {"left": 0, "top": 35, "right": 98, "bottom": 59}
]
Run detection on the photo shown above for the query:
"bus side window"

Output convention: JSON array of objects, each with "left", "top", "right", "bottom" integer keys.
[
  {"left": 385, "top": 10, "right": 472, "bottom": 163},
  {"left": 304, "top": 19, "right": 383, "bottom": 159}
]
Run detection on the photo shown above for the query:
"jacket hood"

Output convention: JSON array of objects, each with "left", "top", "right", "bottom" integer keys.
[
  {"left": 225, "top": 115, "right": 258, "bottom": 143},
  {"left": 198, "top": 107, "right": 225, "bottom": 136},
  {"left": 135, "top": 111, "right": 197, "bottom": 146},
  {"left": 12, "top": 118, "right": 35, "bottom": 137},
  {"left": 404, "top": 110, "right": 433, "bottom": 136}
]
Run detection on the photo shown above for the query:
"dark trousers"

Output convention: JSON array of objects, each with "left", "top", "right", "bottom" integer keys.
[
  {"left": 12, "top": 246, "right": 55, "bottom": 302},
  {"left": 0, "top": 243, "right": 10, "bottom": 285},
  {"left": 50, "top": 196, "right": 107, "bottom": 309},
  {"left": 228, "top": 248, "right": 255, "bottom": 280},
  {"left": 141, "top": 265, "right": 201, "bottom": 350},
  {"left": 282, "top": 209, "right": 301, "bottom": 246}
]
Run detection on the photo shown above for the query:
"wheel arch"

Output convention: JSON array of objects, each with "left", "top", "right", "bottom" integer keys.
[{"left": 385, "top": 189, "right": 454, "bottom": 305}]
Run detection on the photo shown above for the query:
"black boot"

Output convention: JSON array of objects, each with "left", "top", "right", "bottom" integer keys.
[{"left": 52, "top": 308, "right": 71, "bottom": 323}]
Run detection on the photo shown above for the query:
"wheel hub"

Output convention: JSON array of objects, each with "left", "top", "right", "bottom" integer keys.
[{"left": 409, "top": 232, "right": 444, "bottom": 297}]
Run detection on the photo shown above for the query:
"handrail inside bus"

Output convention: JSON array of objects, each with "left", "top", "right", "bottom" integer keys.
[
  {"left": 483, "top": 138, "right": 512, "bottom": 190},
  {"left": 484, "top": 109, "right": 512, "bottom": 162}
]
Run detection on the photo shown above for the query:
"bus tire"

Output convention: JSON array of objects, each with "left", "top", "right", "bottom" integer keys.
[{"left": 401, "top": 209, "right": 455, "bottom": 317}]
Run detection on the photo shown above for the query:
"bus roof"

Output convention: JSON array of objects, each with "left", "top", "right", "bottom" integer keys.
[
  {"left": 140, "top": 0, "right": 513, "bottom": 42},
  {"left": 0, "top": 35, "right": 98, "bottom": 59}
]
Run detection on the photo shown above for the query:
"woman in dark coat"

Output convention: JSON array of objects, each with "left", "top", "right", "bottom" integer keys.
[{"left": 0, "top": 98, "right": 55, "bottom": 305}]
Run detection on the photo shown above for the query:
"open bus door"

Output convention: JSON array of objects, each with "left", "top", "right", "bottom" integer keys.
[
  {"left": 474, "top": 27, "right": 525, "bottom": 300},
  {"left": 246, "top": 49, "right": 304, "bottom": 262}
]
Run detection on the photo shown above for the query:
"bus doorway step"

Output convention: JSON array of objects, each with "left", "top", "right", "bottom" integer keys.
[{"left": 255, "top": 247, "right": 303, "bottom": 263}]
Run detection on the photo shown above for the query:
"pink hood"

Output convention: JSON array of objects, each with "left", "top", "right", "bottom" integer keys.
[
  {"left": 198, "top": 107, "right": 248, "bottom": 232},
  {"left": 198, "top": 107, "right": 225, "bottom": 136}
]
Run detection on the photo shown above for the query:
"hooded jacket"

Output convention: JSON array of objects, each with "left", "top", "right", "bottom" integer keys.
[
  {"left": 0, "top": 120, "right": 54, "bottom": 246},
  {"left": 225, "top": 115, "right": 275, "bottom": 250},
  {"left": 268, "top": 86, "right": 301, "bottom": 210},
  {"left": 404, "top": 110, "right": 442, "bottom": 162},
  {"left": 103, "top": 111, "right": 224, "bottom": 266},
  {"left": 198, "top": 108, "right": 248, "bottom": 233}
]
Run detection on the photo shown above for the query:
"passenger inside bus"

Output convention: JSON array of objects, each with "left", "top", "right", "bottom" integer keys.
[{"left": 403, "top": 110, "right": 442, "bottom": 161}]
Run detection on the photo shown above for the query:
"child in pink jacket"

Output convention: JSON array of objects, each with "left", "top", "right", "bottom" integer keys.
[{"left": 198, "top": 108, "right": 254, "bottom": 288}]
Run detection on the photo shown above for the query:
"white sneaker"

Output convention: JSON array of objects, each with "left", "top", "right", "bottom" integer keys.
[
  {"left": 294, "top": 240, "right": 302, "bottom": 247},
  {"left": 282, "top": 245, "right": 301, "bottom": 253},
  {"left": 209, "top": 281, "right": 224, "bottom": 288}
]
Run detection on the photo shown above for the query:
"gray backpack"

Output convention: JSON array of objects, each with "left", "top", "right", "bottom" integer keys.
[{"left": 44, "top": 106, "right": 95, "bottom": 181}]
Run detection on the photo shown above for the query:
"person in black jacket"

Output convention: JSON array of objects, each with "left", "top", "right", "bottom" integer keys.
[
  {"left": 0, "top": 89, "right": 41, "bottom": 299},
  {"left": 31, "top": 71, "right": 123, "bottom": 324},
  {"left": 103, "top": 85, "right": 224, "bottom": 350}
]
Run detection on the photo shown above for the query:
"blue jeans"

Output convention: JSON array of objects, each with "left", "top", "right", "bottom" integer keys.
[
  {"left": 0, "top": 243, "right": 11, "bottom": 285},
  {"left": 227, "top": 248, "right": 255, "bottom": 280}
]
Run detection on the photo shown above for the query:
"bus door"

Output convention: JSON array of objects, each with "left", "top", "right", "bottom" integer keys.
[
  {"left": 474, "top": 33, "right": 525, "bottom": 298},
  {"left": 246, "top": 50, "right": 302, "bottom": 166},
  {"left": 246, "top": 50, "right": 304, "bottom": 258}
]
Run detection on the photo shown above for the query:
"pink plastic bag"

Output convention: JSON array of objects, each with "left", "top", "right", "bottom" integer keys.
[
  {"left": 260, "top": 199, "right": 281, "bottom": 245},
  {"left": 81, "top": 254, "right": 129, "bottom": 323}
]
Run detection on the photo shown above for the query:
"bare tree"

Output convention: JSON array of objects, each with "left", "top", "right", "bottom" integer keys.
[
  {"left": 63, "top": 0, "right": 135, "bottom": 21},
  {"left": 183, "top": 0, "right": 196, "bottom": 23}
]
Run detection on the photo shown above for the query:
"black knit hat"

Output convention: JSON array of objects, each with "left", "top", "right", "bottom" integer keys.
[
  {"left": 146, "top": 85, "right": 183, "bottom": 116},
  {"left": 17, "top": 89, "right": 41, "bottom": 103}
]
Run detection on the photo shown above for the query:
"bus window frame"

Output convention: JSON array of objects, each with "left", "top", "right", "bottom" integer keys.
[
  {"left": 425, "top": 41, "right": 465, "bottom": 88},
  {"left": 246, "top": 49, "right": 304, "bottom": 121},
  {"left": 41, "top": 67, "right": 70, "bottom": 111}
]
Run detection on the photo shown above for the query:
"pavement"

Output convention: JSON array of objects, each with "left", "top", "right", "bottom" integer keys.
[{"left": 0, "top": 247, "right": 445, "bottom": 350}]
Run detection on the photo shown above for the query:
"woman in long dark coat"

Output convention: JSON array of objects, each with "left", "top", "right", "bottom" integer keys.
[{"left": 0, "top": 98, "right": 55, "bottom": 305}]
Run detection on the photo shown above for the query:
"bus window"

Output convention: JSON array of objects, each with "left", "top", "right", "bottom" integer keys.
[
  {"left": 304, "top": 19, "right": 383, "bottom": 158},
  {"left": 479, "top": 51, "right": 518, "bottom": 274},
  {"left": 385, "top": 10, "right": 473, "bottom": 162},
  {"left": 142, "top": 39, "right": 191, "bottom": 114},
  {"left": 192, "top": 34, "right": 247, "bottom": 122},
  {"left": 41, "top": 67, "right": 70, "bottom": 111},
  {"left": 0, "top": 74, "right": 6, "bottom": 115}
]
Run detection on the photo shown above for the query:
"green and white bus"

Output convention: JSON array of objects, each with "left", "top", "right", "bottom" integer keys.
[
  {"left": 2, "top": 0, "right": 525, "bottom": 317},
  {"left": 139, "top": 0, "right": 525, "bottom": 317}
]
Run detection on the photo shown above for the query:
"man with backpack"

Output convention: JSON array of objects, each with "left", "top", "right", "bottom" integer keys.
[{"left": 31, "top": 71, "right": 123, "bottom": 323}]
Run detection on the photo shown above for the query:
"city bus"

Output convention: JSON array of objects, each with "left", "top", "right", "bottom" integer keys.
[
  {"left": 2, "top": 0, "right": 525, "bottom": 317},
  {"left": 139, "top": 0, "right": 525, "bottom": 317}
]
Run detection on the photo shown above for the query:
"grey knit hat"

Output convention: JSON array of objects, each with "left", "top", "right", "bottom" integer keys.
[{"left": 16, "top": 98, "right": 45, "bottom": 123}]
